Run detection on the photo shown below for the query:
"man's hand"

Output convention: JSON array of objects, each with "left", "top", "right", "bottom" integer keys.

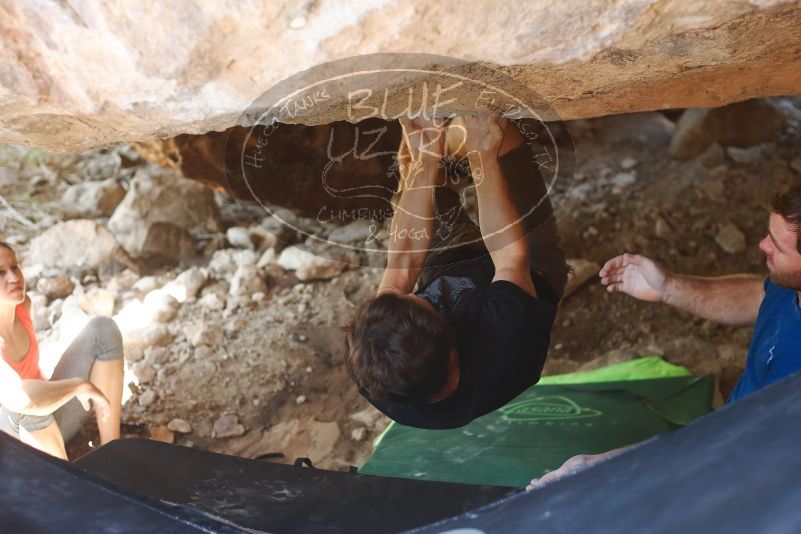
[
  {"left": 599, "top": 253, "right": 669, "bottom": 302},
  {"left": 526, "top": 454, "right": 595, "bottom": 491},
  {"left": 526, "top": 448, "right": 626, "bottom": 491},
  {"left": 75, "top": 380, "right": 111, "bottom": 422}
]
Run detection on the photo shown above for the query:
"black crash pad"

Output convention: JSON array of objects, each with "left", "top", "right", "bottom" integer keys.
[
  {"left": 77, "top": 439, "right": 512, "bottom": 533},
  {"left": 0, "top": 433, "right": 244, "bottom": 533}
]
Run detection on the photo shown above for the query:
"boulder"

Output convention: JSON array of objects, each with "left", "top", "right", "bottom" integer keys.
[
  {"left": 167, "top": 418, "right": 192, "bottom": 434},
  {"left": 143, "top": 290, "right": 180, "bottom": 323},
  {"left": 132, "top": 276, "right": 161, "bottom": 295},
  {"left": 209, "top": 249, "right": 258, "bottom": 274},
  {"left": 654, "top": 215, "right": 672, "bottom": 239},
  {"left": 131, "top": 361, "right": 156, "bottom": 384},
  {"left": 149, "top": 425, "right": 174, "bottom": 444},
  {"left": 348, "top": 406, "right": 388, "bottom": 430},
  {"left": 327, "top": 220, "right": 375, "bottom": 244},
  {"left": 277, "top": 246, "right": 347, "bottom": 281},
  {"left": 108, "top": 166, "right": 220, "bottom": 259},
  {"left": 563, "top": 259, "right": 600, "bottom": 298},
  {"left": 697, "top": 143, "right": 726, "bottom": 168},
  {"left": 36, "top": 275, "right": 74, "bottom": 300},
  {"left": 212, "top": 414, "right": 246, "bottom": 439},
  {"left": 184, "top": 321, "right": 223, "bottom": 347},
  {"left": 726, "top": 146, "right": 765, "bottom": 165},
  {"left": 715, "top": 222, "right": 748, "bottom": 254},
  {"left": 1, "top": 2, "right": 800, "bottom": 152},
  {"left": 62, "top": 178, "right": 125, "bottom": 217},
  {"left": 226, "top": 227, "right": 257, "bottom": 250},
  {"left": 248, "top": 225, "right": 280, "bottom": 250},
  {"left": 137, "top": 222, "right": 197, "bottom": 264},
  {"left": 125, "top": 324, "right": 174, "bottom": 349},
  {"left": 611, "top": 171, "right": 636, "bottom": 188},
  {"left": 256, "top": 248, "right": 277, "bottom": 269},
  {"left": 229, "top": 265, "right": 268, "bottom": 296},
  {"left": 70, "top": 150, "right": 123, "bottom": 181},
  {"left": 198, "top": 292, "right": 226, "bottom": 311},
  {"left": 669, "top": 99, "right": 788, "bottom": 160},
  {"left": 138, "top": 389, "right": 157, "bottom": 407},
  {"left": 26, "top": 220, "right": 133, "bottom": 271},
  {"left": 163, "top": 267, "right": 208, "bottom": 302},
  {"left": 144, "top": 346, "right": 169, "bottom": 366}
]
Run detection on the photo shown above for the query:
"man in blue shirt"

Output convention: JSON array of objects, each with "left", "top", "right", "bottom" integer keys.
[
  {"left": 528, "top": 183, "right": 801, "bottom": 490},
  {"left": 599, "top": 184, "right": 801, "bottom": 403}
]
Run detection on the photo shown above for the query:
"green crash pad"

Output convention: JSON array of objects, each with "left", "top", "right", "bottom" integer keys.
[{"left": 360, "top": 357, "right": 714, "bottom": 488}]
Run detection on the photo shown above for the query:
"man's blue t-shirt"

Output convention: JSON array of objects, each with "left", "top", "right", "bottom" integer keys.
[{"left": 728, "top": 278, "right": 801, "bottom": 403}]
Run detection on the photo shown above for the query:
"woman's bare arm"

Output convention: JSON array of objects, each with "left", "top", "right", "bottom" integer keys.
[{"left": 0, "top": 359, "right": 108, "bottom": 417}]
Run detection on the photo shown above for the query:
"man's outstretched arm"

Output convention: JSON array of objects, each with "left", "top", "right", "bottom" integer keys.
[
  {"left": 464, "top": 114, "right": 537, "bottom": 297},
  {"left": 600, "top": 253, "right": 764, "bottom": 326},
  {"left": 377, "top": 118, "right": 446, "bottom": 295}
]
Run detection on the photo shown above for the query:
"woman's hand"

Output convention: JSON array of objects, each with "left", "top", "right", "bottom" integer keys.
[{"left": 75, "top": 380, "right": 111, "bottom": 422}]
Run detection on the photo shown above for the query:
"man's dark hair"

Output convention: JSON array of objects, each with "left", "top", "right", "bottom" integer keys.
[
  {"left": 771, "top": 183, "right": 801, "bottom": 253},
  {"left": 343, "top": 293, "right": 454, "bottom": 404}
]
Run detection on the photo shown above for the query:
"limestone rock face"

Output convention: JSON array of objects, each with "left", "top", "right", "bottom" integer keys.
[{"left": 1, "top": 1, "right": 800, "bottom": 152}]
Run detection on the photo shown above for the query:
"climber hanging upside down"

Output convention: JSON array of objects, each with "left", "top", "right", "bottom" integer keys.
[{"left": 343, "top": 113, "right": 568, "bottom": 429}]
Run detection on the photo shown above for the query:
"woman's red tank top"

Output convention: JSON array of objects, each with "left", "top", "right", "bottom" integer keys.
[{"left": 1, "top": 304, "right": 43, "bottom": 380}]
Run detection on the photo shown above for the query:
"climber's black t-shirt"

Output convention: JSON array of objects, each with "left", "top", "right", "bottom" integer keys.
[{"left": 361, "top": 254, "right": 558, "bottom": 429}]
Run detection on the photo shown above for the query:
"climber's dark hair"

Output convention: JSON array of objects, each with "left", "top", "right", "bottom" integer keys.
[{"left": 343, "top": 292, "right": 453, "bottom": 404}]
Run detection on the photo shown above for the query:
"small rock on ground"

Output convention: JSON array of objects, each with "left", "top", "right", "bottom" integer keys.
[
  {"left": 167, "top": 418, "right": 192, "bottom": 434},
  {"left": 715, "top": 222, "right": 747, "bottom": 254},
  {"left": 213, "top": 413, "right": 246, "bottom": 438}
]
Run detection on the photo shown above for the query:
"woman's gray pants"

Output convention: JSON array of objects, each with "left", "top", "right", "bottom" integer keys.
[{"left": 0, "top": 316, "right": 123, "bottom": 443}]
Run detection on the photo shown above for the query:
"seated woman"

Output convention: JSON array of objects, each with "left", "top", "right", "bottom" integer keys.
[{"left": 0, "top": 241, "right": 124, "bottom": 460}]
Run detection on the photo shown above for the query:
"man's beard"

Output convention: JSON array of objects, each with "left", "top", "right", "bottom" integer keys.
[{"left": 770, "top": 268, "right": 801, "bottom": 291}]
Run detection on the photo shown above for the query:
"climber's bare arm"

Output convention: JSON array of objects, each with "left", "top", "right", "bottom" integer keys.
[
  {"left": 378, "top": 119, "right": 446, "bottom": 295},
  {"left": 0, "top": 359, "right": 108, "bottom": 418},
  {"left": 463, "top": 114, "right": 536, "bottom": 297}
]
